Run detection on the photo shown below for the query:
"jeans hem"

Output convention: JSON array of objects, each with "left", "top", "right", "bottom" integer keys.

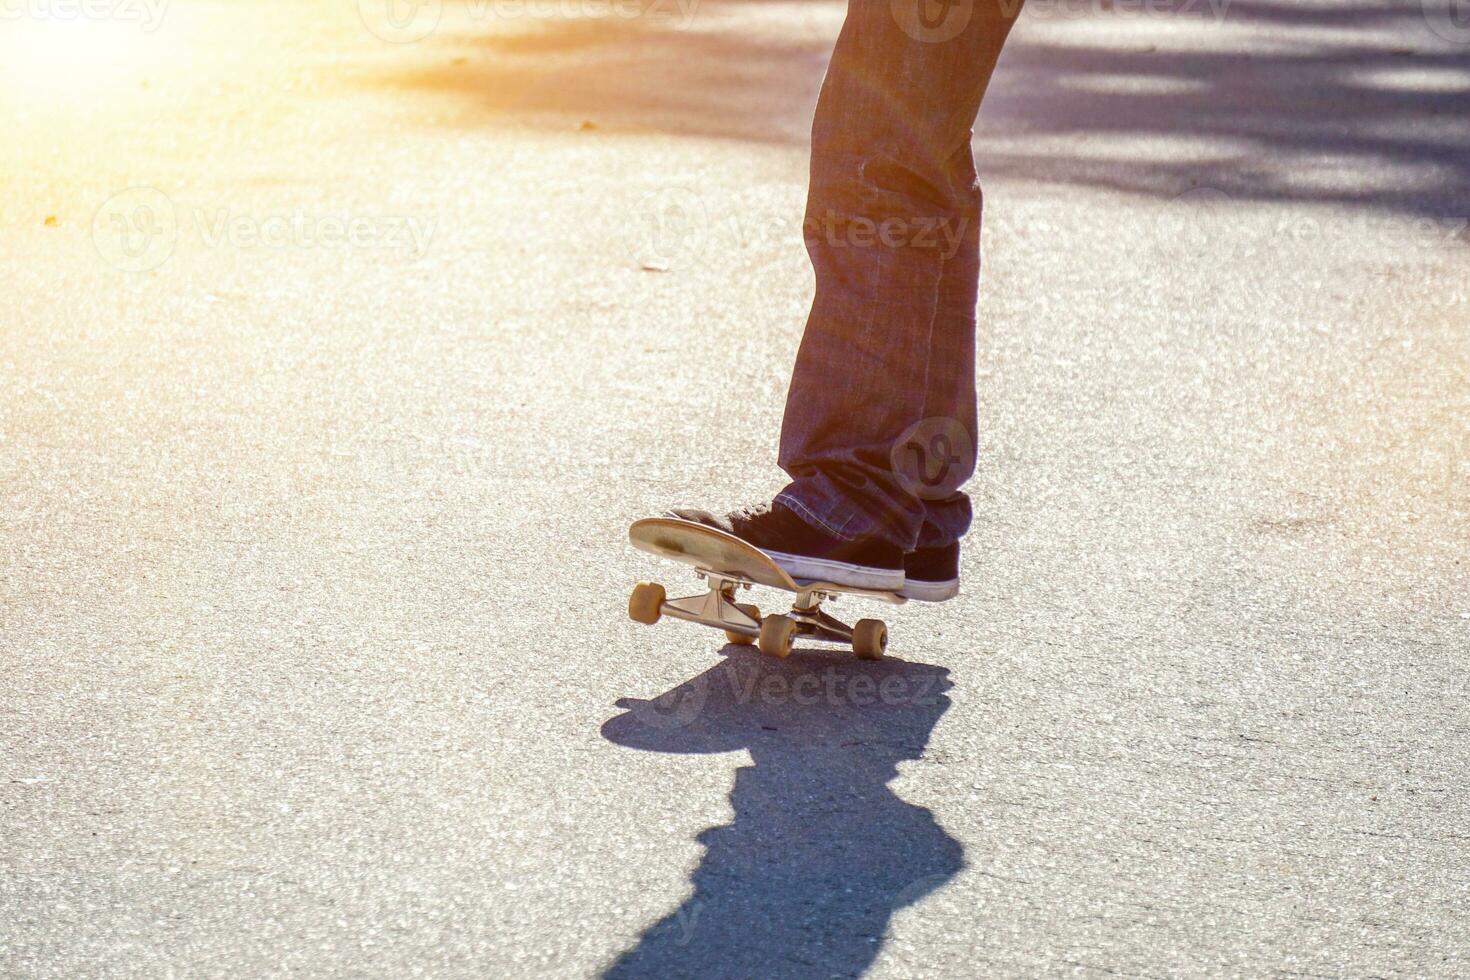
[{"left": 774, "top": 490, "right": 860, "bottom": 543}]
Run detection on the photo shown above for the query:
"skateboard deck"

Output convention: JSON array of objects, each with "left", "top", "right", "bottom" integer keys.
[{"left": 627, "top": 517, "right": 903, "bottom": 659}]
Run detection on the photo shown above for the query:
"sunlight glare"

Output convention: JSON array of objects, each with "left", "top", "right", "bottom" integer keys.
[{"left": 1, "top": 7, "right": 165, "bottom": 102}]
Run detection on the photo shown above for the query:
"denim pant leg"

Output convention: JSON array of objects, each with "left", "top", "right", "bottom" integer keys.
[
  {"left": 915, "top": 145, "right": 982, "bottom": 550},
  {"left": 776, "top": 0, "right": 1021, "bottom": 550}
]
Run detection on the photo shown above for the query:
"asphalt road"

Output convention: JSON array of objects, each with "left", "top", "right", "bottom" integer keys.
[{"left": 3, "top": 1, "right": 1469, "bottom": 976}]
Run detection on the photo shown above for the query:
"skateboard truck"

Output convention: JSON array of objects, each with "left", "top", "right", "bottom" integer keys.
[
  {"left": 629, "top": 571, "right": 889, "bottom": 660},
  {"left": 657, "top": 572, "right": 762, "bottom": 640},
  {"left": 785, "top": 589, "right": 859, "bottom": 645},
  {"left": 627, "top": 517, "right": 897, "bottom": 660}
]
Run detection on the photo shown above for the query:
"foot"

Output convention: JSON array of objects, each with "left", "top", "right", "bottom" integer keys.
[
  {"left": 664, "top": 502, "right": 905, "bottom": 592},
  {"left": 900, "top": 542, "right": 960, "bottom": 602}
]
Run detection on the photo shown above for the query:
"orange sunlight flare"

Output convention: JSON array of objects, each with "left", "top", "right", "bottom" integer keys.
[{"left": 0, "top": 2, "right": 170, "bottom": 101}]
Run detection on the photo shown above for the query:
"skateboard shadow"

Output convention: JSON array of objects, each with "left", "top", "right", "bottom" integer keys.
[{"left": 599, "top": 647, "right": 960, "bottom": 979}]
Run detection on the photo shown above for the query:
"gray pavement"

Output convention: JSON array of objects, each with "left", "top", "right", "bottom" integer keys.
[{"left": 3, "top": 1, "right": 1468, "bottom": 976}]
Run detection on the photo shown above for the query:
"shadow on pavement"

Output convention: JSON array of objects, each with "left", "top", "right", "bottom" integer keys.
[
  {"left": 376, "top": 2, "right": 829, "bottom": 145},
  {"left": 980, "top": 0, "right": 1470, "bottom": 221},
  {"left": 600, "top": 646, "right": 960, "bottom": 979},
  {"left": 372, "top": 0, "right": 1470, "bottom": 221}
]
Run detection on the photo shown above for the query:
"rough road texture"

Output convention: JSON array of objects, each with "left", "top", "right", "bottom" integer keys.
[{"left": 3, "top": 1, "right": 1468, "bottom": 977}]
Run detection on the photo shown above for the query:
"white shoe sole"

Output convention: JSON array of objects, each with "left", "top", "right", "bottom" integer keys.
[
  {"left": 765, "top": 549, "right": 905, "bottom": 593},
  {"left": 899, "top": 578, "right": 960, "bottom": 602}
]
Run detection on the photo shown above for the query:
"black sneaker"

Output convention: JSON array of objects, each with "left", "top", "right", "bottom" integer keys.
[
  {"left": 665, "top": 502, "right": 905, "bottom": 592},
  {"left": 900, "top": 542, "right": 960, "bottom": 602}
]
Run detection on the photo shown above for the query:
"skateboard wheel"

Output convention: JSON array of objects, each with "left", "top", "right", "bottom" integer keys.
[
  {"left": 724, "top": 603, "right": 761, "bottom": 646},
  {"left": 628, "top": 582, "right": 666, "bottom": 625},
  {"left": 758, "top": 615, "right": 797, "bottom": 659},
  {"left": 852, "top": 619, "right": 887, "bottom": 660}
]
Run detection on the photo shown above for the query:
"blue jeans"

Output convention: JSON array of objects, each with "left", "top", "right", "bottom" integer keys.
[{"left": 776, "top": 0, "right": 1023, "bottom": 551}]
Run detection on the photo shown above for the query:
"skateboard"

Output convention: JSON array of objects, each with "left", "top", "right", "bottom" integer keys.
[{"left": 626, "top": 517, "right": 905, "bottom": 660}]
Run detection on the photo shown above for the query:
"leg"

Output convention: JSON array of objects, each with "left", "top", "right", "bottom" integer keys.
[
  {"left": 777, "top": 0, "right": 1021, "bottom": 550},
  {"left": 916, "top": 144, "right": 982, "bottom": 550}
]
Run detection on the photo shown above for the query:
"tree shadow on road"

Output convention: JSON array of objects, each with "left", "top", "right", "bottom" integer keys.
[
  {"left": 600, "top": 646, "right": 959, "bottom": 979},
  {"left": 375, "top": 1, "right": 830, "bottom": 145},
  {"left": 370, "top": 0, "right": 1470, "bottom": 222},
  {"left": 979, "top": 0, "right": 1470, "bottom": 222}
]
